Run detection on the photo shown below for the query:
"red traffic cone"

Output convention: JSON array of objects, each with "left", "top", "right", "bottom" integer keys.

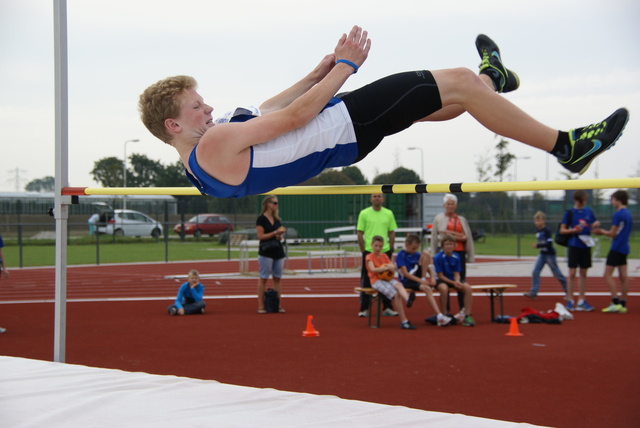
[
  {"left": 505, "top": 317, "right": 523, "bottom": 337},
  {"left": 302, "top": 315, "right": 320, "bottom": 337}
]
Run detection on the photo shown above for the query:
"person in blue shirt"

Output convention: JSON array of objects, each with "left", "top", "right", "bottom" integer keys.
[
  {"left": 396, "top": 234, "right": 452, "bottom": 326},
  {"left": 559, "top": 190, "right": 600, "bottom": 311},
  {"left": 433, "top": 235, "right": 475, "bottom": 326},
  {"left": 167, "top": 269, "right": 206, "bottom": 316},
  {"left": 594, "top": 190, "right": 632, "bottom": 313},
  {"left": 524, "top": 211, "right": 567, "bottom": 300}
]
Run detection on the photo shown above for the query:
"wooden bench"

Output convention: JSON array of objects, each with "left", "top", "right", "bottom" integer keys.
[{"left": 355, "top": 284, "right": 517, "bottom": 328}]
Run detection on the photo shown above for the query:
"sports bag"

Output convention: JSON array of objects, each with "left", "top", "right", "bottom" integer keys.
[{"left": 554, "top": 210, "right": 573, "bottom": 247}]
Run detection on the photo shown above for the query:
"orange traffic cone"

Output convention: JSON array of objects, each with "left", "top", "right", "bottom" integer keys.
[
  {"left": 505, "top": 317, "right": 523, "bottom": 337},
  {"left": 302, "top": 315, "right": 320, "bottom": 337}
]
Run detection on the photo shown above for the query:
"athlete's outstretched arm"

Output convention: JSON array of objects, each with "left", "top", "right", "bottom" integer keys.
[{"left": 259, "top": 54, "right": 336, "bottom": 114}]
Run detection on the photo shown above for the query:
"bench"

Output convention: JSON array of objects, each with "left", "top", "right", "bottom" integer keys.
[{"left": 355, "top": 284, "right": 517, "bottom": 328}]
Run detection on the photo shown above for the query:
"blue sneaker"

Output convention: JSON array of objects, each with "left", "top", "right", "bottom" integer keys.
[
  {"left": 565, "top": 300, "right": 575, "bottom": 311},
  {"left": 576, "top": 301, "right": 595, "bottom": 312}
]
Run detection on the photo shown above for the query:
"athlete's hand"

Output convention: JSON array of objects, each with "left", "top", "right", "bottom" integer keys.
[{"left": 334, "top": 25, "right": 371, "bottom": 68}]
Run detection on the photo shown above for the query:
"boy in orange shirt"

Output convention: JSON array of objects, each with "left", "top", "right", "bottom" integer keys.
[{"left": 366, "top": 235, "right": 417, "bottom": 329}]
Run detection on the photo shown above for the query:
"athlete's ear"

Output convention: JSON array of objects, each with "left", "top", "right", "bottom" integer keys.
[{"left": 164, "top": 118, "right": 180, "bottom": 133}]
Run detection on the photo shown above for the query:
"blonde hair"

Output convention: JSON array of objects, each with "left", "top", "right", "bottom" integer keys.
[
  {"left": 188, "top": 269, "right": 200, "bottom": 277},
  {"left": 261, "top": 195, "right": 281, "bottom": 221},
  {"left": 139, "top": 75, "right": 197, "bottom": 144},
  {"left": 533, "top": 211, "right": 546, "bottom": 220}
]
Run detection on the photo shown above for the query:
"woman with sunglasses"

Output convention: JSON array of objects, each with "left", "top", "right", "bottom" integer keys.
[{"left": 256, "top": 195, "right": 286, "bottom": 313}]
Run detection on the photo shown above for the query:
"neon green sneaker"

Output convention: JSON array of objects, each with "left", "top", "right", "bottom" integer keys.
[
  {"left": 559, "top": 108, "right": 629, "bottom": 175},
  {"left": 476, "top": 34, "right": 520, "bottom": 93},
  {"left": 601, "top": 303, "right": 622, "bottom": 313},
  {"left": 462, "top": 315, "right": 476, "bottom": 327}
]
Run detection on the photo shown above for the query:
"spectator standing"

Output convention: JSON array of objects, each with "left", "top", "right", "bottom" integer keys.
[
  {"left": 357, "top": 194, "right": 397, "bottom": 317},
  {"left": 256, "top": 195, "right": 286, "bottom": 314},
  {"left": 560, "top": 189, "right": 600, "bottom": 311},
  {"left": 88, "top": 213, "right": 100, "bottom": 235},
  {"left": 524, "top": 211, "right": 568, "bottom": 299},
  {"left": 593, "top": 190, "right": 632, "bottom": 313}
]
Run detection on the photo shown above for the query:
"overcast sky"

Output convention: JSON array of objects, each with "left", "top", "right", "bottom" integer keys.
[{"left": 1, "top": 0, "right": 638, "bottom": 197}]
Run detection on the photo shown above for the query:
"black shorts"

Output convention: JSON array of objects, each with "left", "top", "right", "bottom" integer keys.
[
  {"left": 436, "top": 279, "right": 455, "bottom": 289},
  {"left": 401, "top": 267, "right": 423, "bottom": 291},
  {"left": 606, "top": 250, "right": 627, "bottom": 267},
  {"left": 339, "top": 71, "right": 442, "bottom": 162},
  {"left": 567, "top": 246, "right": 592, "bottom": 269}
]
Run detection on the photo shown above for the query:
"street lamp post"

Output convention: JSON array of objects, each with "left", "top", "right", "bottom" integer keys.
[
  {"left": 408, "top": 147, "right": 425, "bottom": 228},
  {"left": 123, "top": 139, "right": 139, "bottom": 210}
]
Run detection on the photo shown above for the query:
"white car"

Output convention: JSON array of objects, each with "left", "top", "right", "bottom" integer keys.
[{"left": 97, "top": 209, "right": 163, "bottom": 238}]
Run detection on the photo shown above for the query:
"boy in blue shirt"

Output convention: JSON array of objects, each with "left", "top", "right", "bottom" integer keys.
[
  {"left": 167, "top": 269, "right": 206, "bottom": 315},
  {"left": 433, "top": 235, "right": 475, "bottom": 326},
  {"left": 524, "top": 211, "right": 567, "bottom": 299},
  {"left": 396, "top": 234, "right": 452, "bottom": 326},
  {"left": 559, "top": 190, "right": 600, "bottom": 311},
  {"left": 594, "top": 190, "right": 632, "bottom": 313}
]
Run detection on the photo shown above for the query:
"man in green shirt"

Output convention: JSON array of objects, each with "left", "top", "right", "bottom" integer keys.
[{"left": 357, "top": 194, "right": 398, "bottom": 317}]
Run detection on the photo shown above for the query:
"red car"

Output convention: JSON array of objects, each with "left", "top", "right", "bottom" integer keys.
[{"left": 174, "top": 214, "right": 233, "bottom": 238}]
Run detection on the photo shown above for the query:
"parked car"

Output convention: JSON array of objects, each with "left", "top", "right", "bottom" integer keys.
[
  {"left": 173, "top": 214, "right": 233, "bottom": 238},
  {"left": 97, "top": 209, "right": 163, "bottom": 238}
]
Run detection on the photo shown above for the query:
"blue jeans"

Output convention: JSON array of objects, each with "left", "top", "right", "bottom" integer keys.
[{"left": 531, "top": 253, "right": 567, "bottom": 296}]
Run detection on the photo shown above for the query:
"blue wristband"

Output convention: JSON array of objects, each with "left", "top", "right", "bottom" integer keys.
[{"left": 336, "top": 59, "right": 358, "bottom": 74}]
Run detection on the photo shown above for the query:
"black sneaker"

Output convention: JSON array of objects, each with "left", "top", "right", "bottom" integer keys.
[
  {"left": 476, "top": 34, "right": 520, "bottom": 93},
  {"left": 406, "top": 291, "right": 416, "bottom": 308},
  {"left": 559, "top": 108, "right": 629, "bottom": 174},
  {"left": 400, "top": 321, "right": 417, "bottom": 330}
]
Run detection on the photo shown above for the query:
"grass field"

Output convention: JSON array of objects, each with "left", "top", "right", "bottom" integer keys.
[{"left": 3, "top": 233, "right": 638, "bottom": 267}]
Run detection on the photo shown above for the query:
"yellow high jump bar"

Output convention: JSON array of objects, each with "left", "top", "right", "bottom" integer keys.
[{"left": 62, "top": 177, "right": 640, "bottom": 196}]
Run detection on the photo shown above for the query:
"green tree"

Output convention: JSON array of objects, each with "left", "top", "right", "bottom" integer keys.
[
  {"left": 341, "top": 166, "right": 368, "bottom": 185},
  {"left": 475, "top": 152, "right": 493, "bottom": 182},
  {"left": 494, "top": 138, "right": 515, "bottom": 182},
  {"left": 128, "top": 153, "right": 163, "bottom": 187},
  {"left": 372, "top": 167, "right": 420, "bottom": 184},
  {"left": 157, "top": 160, "right": 192, "bottom": 187},
  {"left": 25, "top": 176, "right": 55, "bottom": 192},
  {"left": 91, "top": 157, "right": 124, "bottom": 187},
  {"left": 300, "top": 169, "right": 355, "bottom": 185}
]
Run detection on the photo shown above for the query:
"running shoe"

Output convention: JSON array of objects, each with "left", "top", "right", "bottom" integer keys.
[
  {"left": 565, "top": 300, "right": 575, "bottom": 311},
  {"left": 523, "top": 292, "right": 537, "bottom": 300},
  {"left": 0, "top": 327, "right": 6, "bottom": 334},
  {"left": 462, "top": 315, "right": 476, "bottom": 327},
  {"left": 601, "top": 303, "right": 623, "bottom": 313},
  {"left": 476, "top": 34, "right": 520, "bottom": 93},
  {"left": 400, "top": 321, "right": 417, "bottom": 330},
  {"left": 168, "top": 306, "right": 178, "bottom": 316},
  {"left": 618, "top": 306, "right": 628, "bottom": 314},
  {"left": 454, "top": 310, "right": 466, "bottom": 323},
  {"left": 357, "top": 310, "right": 369, "bottom": 317},
  {"left": 576, "top": 301, "right": 595, "bottom": 312},
  {"left": 558, "top": 108, "right": 629, "bottom": 175},
  {"left": 437, "top": 314, "right": 453, "bottom": 327},
  {"left": 382, "top": 308, "right": 399, "bottom": 317},
  {"left": 406, "top": 291, "right": 416, "bottom": 308}
]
